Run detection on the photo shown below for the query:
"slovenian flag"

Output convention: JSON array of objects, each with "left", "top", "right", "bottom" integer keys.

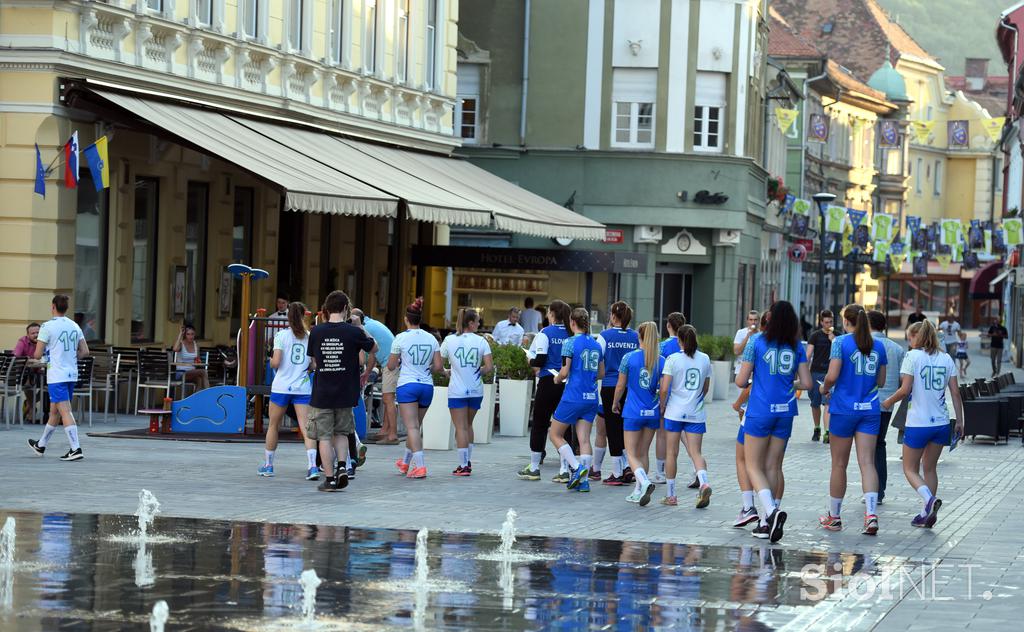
[
  {"left": 64, "top": 131, "right": 79, "bottom": 189},
  {"left": 84, "top": 136, "right": 110, "bottom": 191}
]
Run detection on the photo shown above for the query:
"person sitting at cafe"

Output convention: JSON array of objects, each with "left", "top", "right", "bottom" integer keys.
[
  {"left": 14, "top": 323, "right": 42, "bottom": 423},
  {"left": 173, "top": 324, "right": 210, "bottom": 393},
  {"left": 14, "top": 323, "right": 40, "bottom": 357},
  {"left": 492, "top": 308, "right": 526, "bottom": 345}
]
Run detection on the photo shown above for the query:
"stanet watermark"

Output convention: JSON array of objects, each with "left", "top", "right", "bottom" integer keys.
[{"left": 800, "top": 561, "right": 992, "bottom": 603}]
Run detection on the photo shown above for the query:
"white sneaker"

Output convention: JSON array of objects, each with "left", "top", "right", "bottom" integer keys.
[
  {"left": 625, "top": 490, "right": 642, "bottom": 503},
  {"left": 651, "top": 471, "right": 667, "bottom": 484}
]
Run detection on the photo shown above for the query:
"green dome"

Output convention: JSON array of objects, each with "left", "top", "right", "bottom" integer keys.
[{"left": 868, "top": 61, "right": 908, "bottom": 101}]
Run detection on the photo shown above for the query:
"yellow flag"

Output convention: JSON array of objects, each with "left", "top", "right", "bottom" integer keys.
[
  {"left": 936, "top": 253, "right": 952, "bottom": 268},
  {"left": 775, "top": 108, "right": 799, "bottom": 135},
  {"left": 911, "top": 120, "right": 935, "bottom": 144},
  {"left": 981, "top": 117, "right": 1005, "bottom": 143},
  {"left": 890, "top": 253, "right": 906, "bottom": 271}
]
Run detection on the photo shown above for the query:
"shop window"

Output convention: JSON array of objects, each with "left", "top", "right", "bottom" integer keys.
[
  {"left": 241, "top": 0, "right": 259, "bottom": 38},
  {"left": 75, "top": 174, "right": 108, "bottom": 342},
  {"left": 456, "top": 64, "right": 481, "bottom": 143},
  {"left": 396, "top": 0, "right": 409, "bottom": 81},
  {"left": 611, "top": 68, "right": 656, "bottom": 148},
  {"left": 132, "top": 177, "right": 159, "bottom": 343},
  {"left": 694, "top": 72, "right": 727, "bottom": 153},
  {"left": 363, "top": 0, "right": 378, "bottom": 73},
  {"left": 232, "top": 187, "right": 254, "bottom": 335},
  {"left": 186, "top": 182, "right": 209, "bottom": 335}
]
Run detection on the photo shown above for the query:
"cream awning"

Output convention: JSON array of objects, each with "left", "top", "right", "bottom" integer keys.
[{"left": 94, "top": 90, "right": 398, "bottom": 218}]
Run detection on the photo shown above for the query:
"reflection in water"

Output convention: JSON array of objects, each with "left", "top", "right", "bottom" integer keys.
[{"left": 0, "top": 510, "right": 921, "bottom": 631}]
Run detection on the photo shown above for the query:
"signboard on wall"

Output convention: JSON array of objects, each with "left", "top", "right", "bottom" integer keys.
[
  {"left": 411, "top": 245, "right": 648, "bottom": 274},
  {"left": 604, "top": 229, "right": 625, "bottom": 244}
]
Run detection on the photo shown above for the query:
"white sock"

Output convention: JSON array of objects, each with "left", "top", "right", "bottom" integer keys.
[
  {"left": 265, "top": 450, "right": 275, "bottom": 466},
  {"left": 354, "top": 435, "right": 364, "bottom": 450},
  {"left": 38, "top": 424, "right": 57, "bottom": 448},
  {"left": 467, "top": 443, "right": 474, "bottom": 462},
  {"left": 829, "top": 496, "right": 843, "bottom": 518},
  {"left": 529, "top": 451, "right": 542, "bottom": 471},
  {"left": 557, "top": 444, "right": 579, "bottom": 470},
  {"left": 306, "top": 449, "right": 318, "bottom": 468},
  {"left": 412, "top": 451, "right": 425, "bottom": 468},
  {"left": 612, "top": 455, "right": 623, "bottom": 477},
  {"left": 656, "top": 458, "right": 666, "bottom": 475},
  {"left": 403, "top": 449, "right": 413, "bottom": 464},
  {"left": 916, "top": 485, "right": 934, "bottom": 517},
  {"left": 620, "top": 455, "right": 629, "bottom": 471},
  {"left": 865, "top": 492, "right": 878, "bottom": 515},
  {"left": 580, "top": 454, "right": 592, "bottom": 469},
  {"left": 593, "top": 447, "right": 606, "bottom": 472},
  {"left": 741, "top": 491, "right": 755, "bottom": 511},
  {"left": 634, "top": 467, "right": 651, "bottom": 487},
  {"left": 696, "top": 469, "right": 708, "bottom": 486},
  {"left": 65, "top": 425, "right": 80, "bottom": 451},
  {"left": 458, "top": 448, "right": 469, "bottom": 467},
  {"left": 559, "top": 457, "right": 568, "bottom": 474},
  {"left": 775, "top": 498, "right": 782, "bottom": 510},
  {"left": 634, "top": 480, "right": 642, "bottom": 494},
  {"left": 756, "top": 489, "right": 776, "bottom": 524},
  {"left": 667, "top": 479, "right": 676, "bottom": 497}
]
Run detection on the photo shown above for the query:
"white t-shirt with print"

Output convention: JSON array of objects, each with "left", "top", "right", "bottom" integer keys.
[
  {"left": 440, "top": 333, "right": 492, "bottom": 398},
  {"left": 38, "top": 316, "right": 83, "bottom": 384},
  {"left": 663, "top": 351, "right": 712, "bottom": 422},
  {"left": 900, "top": 349, "right": 956, "bottom": 427},
  {"left": 391, "top": 329, "right": 440, "bottom": 387},
  {"left": 733, "top": 327, "right": 754, "bottom": 374},
  {"left": 271, "top": 328, "right": 312, "bottom": 395},
  {"left": 938, "top": 321, "right": 961, "bottom": 346}
]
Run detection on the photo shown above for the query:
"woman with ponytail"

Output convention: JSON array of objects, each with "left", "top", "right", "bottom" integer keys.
[
  {"left": 659, "top": 324, "right": 712, "bottom": 508},
  {"left": 388, "top": 298, "right": 442, "bottom": 479},
  {"left": 440, "top": 308, "right": 493, "bottom": 476},
  {"left": 612, "top": 321, "right": 664, "bottom": 506},
  {"left": 818, "top": 304, "right": 887, "bottom": 535},
  {"left": 594, "top": 301, "right": 639, "bottom": 485},
  {"left": 260, "top": 301, "right": 320, "bottom": 480}
]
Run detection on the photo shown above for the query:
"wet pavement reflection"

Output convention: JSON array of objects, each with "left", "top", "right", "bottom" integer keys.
[{"left": 0, "top": 510, "right": 921, "bottom": 631}]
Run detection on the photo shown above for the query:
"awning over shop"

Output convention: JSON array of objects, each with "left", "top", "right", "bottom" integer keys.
[
  {"left": 968, "top": 261, "right": 1004, "bottom": 298},
  {"left": 94, "top": 90, "right": 398, "bottom": 218}
]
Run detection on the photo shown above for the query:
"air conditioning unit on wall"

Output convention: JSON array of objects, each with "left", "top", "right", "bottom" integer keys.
[
  {"left": 713, "top": 229, "right": 741, "bottom": 247},
  {"left": 634, "top": 226, "right": 663, "bottom": 244}
]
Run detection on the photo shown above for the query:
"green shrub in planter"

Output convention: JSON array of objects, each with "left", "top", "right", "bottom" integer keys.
[
  {"left": 492, "top": 343, "right": 532, "bottom": 381},
  {"left": 696, "top": 334, "right": 735, "bottom": 362}
]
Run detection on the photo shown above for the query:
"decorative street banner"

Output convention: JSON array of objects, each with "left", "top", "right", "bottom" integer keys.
[
  {"left": 1004, "top": 217, "right": 1024, "bottom": 246},
  {"left": 848, "top": 209, "right": 868, "bottom": 249},
  {"left": 879, "top": 120, "right": 901, "bottom": 147},
  {"left": 963, "top": 249, "right": 979, "bottom": 269},
  {"left": 775, "top": 108, "right": 799, "bottom": 135},
  {"left": 790, "top": 198, "right": 811, "bottom": 236},
  {"left": 913, "top": 255, "right": 929, "bottom": 278},
  {"left": 969, "top": 219, "right": 984, "bottom": 250},
  {"left": 993, "top": 228, "right": 1007, "bottom": 253},
  {"left": 809, "top": 113, "right": 830, "bottom": 142},
  {"left": 925, "top": 223, "right": 939, "bottom": 253},
  {"left": 948, "top": 120, "right": 970, "bottom": 147},
  {"left": 871, "top": 213, "right": 895, "bottom": 242},
  {"left": 985, "top": 228, "right": 993, "bottom": 255},
  {"left": 940, "top": 218, "right": 962, "bottom": 247},
  {"left": 981, "top": 117, "right": 1005, "bottom": 143},
  {"left": 890, "top": 240, "right": 907, "bottom": 271},
  {"left": 910, "top": 120, "right": 935, "bottom": 144},
  {"left": 936, "top": 252, "right": 953, "bottom": 268},
  {"left": 825, "top": 205, "right": 847, "bottom": 234},
  {"left": 780, "top": 194, "right": 796, "bottom": 215},
  {"left": 873, "top": 240, "right": 890, "bottom": 263}
]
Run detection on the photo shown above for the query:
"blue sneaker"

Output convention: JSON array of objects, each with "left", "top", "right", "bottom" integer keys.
[
  {"left": 258, "top": 464, "right": 275, "bottom": 477},
  {"left": 576, "top": 478, "right": 591, "bottom": 493},
  {"left": 306, "top": 467, "right": 319, "bottom": 481},
  {"left": 567, "top": 464, "right": 589, "bottom": 490}
]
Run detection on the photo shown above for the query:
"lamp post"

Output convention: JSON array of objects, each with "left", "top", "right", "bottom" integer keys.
[{"left": 812, "top": 192, "right": 837, "bottom": 313}]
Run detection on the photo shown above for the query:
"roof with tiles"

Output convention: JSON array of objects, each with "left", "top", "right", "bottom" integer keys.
[{"left": 767, "top": 7, "right": 822, "bottom": 58}]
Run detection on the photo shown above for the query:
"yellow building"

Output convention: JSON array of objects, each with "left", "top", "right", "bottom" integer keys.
[{"left": 0, "top": 0, "right": 602, "bottom": 346}]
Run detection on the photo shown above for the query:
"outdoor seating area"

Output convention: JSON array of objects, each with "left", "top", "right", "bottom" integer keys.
[{"left": 960, "top": 373, "right": 1024, "bottom": 444}]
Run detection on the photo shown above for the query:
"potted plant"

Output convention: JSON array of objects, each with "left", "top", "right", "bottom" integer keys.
[
  {"left": 422, "top": 360, "right": 454, "bottom": 450},
  {"left": 493, "top": 343, "right": 534, "bottom": 437},
  {"left": 699, "top": 333, "right": 735, "bottom": 400},
  {"left": 474, "top": 340, "right": 498, "bottom": 444}
]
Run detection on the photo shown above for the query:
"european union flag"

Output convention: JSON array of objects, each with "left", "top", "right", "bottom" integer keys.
[{"left": 34, "top": 144, "right": 46, "bottom": 198}]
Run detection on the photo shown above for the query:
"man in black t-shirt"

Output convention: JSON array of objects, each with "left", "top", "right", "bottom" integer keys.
[
  {"left": 986, "top": 317, "right": 1009, "bottom": 377},
  {"left": 805, "top": 309, "right": 835, "bottom": 443},
  {"left": 307, "top": 290, "right": 377, "bottom": 492},
  {"left": 906, "top": 306, "right": 926, "bottom": 326}
]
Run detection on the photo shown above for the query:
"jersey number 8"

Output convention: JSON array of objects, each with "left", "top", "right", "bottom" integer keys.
[{"left": 290, "top": 343, "right": 305, "bottom": 365}]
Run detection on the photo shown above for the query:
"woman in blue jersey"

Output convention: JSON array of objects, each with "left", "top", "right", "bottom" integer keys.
[
  {"left": 518, "top": 300, "right": 573, "bottom": 482},
  {"left": 549, "top": 308, "right": 605, "bottom": 492},
  {"left": 611, "top": 321, "right": 664, "bottom": 506},
  {"left": 882, "top": 320, "right": 964, "bottom": 529},
  {"left": 593, "top": 301, "right": 639, "bottom": 485},
  {"left": 730, "top": 309, "right": 771, "bottom": 528},
  {"left": 735, "top": 301, "right": 811, "bottom": 543},
  {"left": 818, "top": 304, "right": 887, "bottom": 535},
  {"left": 652, "top": 312, "right": 686, "bottom": 486},
  {"left": 259, "top": 302, "right": 320, "bottom": 480},
  {"left": 659, "top": 324, "right": 712, "bottom": 508},
  {"left": 440, "top": 308, "right": 494, "bottom": 476},
  {"left": 388, "top": 299, "right": 442, "bottom": 479}
]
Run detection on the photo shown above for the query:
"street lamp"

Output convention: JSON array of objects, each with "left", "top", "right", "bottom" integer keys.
[{"left": 812, "top": 192, "right": 837, "bottom": 314}]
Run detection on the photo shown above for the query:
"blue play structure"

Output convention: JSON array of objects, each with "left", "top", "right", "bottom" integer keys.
[{"left": 171, "top": 386, "right": 246, "bottom": 433}]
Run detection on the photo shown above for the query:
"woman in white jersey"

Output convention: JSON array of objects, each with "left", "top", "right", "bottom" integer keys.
[
  {"left": 259, "top": 302, "right": 319, "bottom": 480},
  {"left": 440, "top": 308, "right": 494, "bottom": 476},
  {"left": 882, "top": 320, "right": 964, "bottom": 529},
  {"left": 389, "top": 298, "right": 442, "bottom": 479},
  {"left": 660, "top": 325, "right": 713, "bottom": 508}
]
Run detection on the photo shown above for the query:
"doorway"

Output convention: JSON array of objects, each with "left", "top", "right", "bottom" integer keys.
[
  {"left": 277, "top": 210, "right": 305, "bottom": 302},
  {"left": 654, "top": 267, "right": 693, "bottom": 334}
]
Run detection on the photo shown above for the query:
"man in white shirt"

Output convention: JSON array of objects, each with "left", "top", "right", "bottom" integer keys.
[
  {"left": 28, "top": 294, "right": 90, "bottom": 461},
  {"left": 492, "top": 308, "right": 526, "bottom": 345},
  {"left": 938, "top": 314, "right": 961, "bottom": 356},
  {"left": 732, "top": 310, "right": 760, "bottom": 375},
  {"left": 519, "top": 297, "right": 542, "bottom": 334}
]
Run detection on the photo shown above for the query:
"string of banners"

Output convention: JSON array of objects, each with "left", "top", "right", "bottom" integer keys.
[
  {"left": 779, "top": 193, "right": 1024, "bottom": 274},
  {"left": 32, "top": 130, "right": 110, "bottom": 198},
  {"left": 774, "top": 112, "right": 1008, "bottom": 146}
]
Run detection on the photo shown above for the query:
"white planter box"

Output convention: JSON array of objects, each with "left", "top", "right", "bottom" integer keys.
[
  {"left": 421, "top": 386, "right": 455, "bottom": 450},
  {"left": 473, "top": 382, "right": 496, "bottom": 444},
  {"left": 498, "top": 378, "right": 534, "bottom": 437},
  {"left": 712, "top": 361, "right": 732, "bottom": 401}
]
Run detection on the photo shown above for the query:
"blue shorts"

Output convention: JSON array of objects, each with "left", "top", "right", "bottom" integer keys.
[
  {"left": 354, "top": 396, "right": 367, "bottom": 439},
  {"left": 47, "top": 382, "right": 74, "bottom": 404},
  {"left": 624, "top": 417, "right": 660, "bottom": 432},
  {"left": 808, "top": 372, "right": 828, "bottom": 408},
  {"left": 448, "top": 396, "right": 483, "bottom": 410},
  {"left": 736, "top": 425, "right": 745, "bottom": 445},
  {"left": 829, "top": 413, "right": 880, "bottom": 438},
  {"left": 397, "top": 383, "right": 434, "bottom": 408},
  {"left": 553, "top": 400, "right": 598, "bottom": 424},
  {"left": 269, "top": 392, "right": 311, "bottom": 408},
  {"left": 665, "top": 418, "right": 706, "bottom": 434},
  {"left": 903, "top": 425, "right": 950, "bottom": 449},
  {"left": 744, "top": 415, "right": 795, "bottom": 440}
]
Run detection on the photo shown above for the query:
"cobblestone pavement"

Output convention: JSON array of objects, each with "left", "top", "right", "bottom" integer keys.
[{"left": 1, "top": 334, "right": 1021, "bottom": 630}]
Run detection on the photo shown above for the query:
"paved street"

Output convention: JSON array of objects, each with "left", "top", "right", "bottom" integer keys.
[{"left": 1, "top": 334, "right": 1021, "bottom": 630}]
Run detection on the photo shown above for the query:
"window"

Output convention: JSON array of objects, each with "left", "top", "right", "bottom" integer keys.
[
  {"left": 694, "top": 72, "right": 727, "bottom": 152},
  {"left": 289, "top": 0, "right": 304, "bottom": 51},
  {"left": 196, "top": 0, "right": 213, "bottom": 25},
  {"left": 145, "top": 0, "right": 163, "bottom": 11},
  {"left": 363, "top": 0, "right": 377, "bottom": 73},
  {"left": 396, "top": 0, "right": 409, "bottom": 81},
  {"left": 933, "top": 160, "right": 942, "bottom": 195},
  {"left": 75, "top": 174, "right": 108, "bottom": 342},
  {"left": 186, "top": 183, "right": 209, "bottom": 335},
  {"left": 231, "top": 187, "right": 254, "bottom": 335},
  {"left": 611, "top": 68, "right": 656, "bottom": 148},
  {"left": 915, "top": 157, "right": 923, "bottom": 193},
  {"left": 455, "top": 64, "right": 481, "bottom": 142},
  {"left": 996, "top": 156, "right": 1004, "bottom": 192},
  {"left": 425, "top": 0, "right": 437, "bottom": 90},
  {"left": 132, "top": 178, "right": 159, "bottom": 343},
  {"left": 331, "top": 0, "right": 345, "bottom": 63},
  {"left": 242, "top": 0, "right": 259, "bottom": 38}
]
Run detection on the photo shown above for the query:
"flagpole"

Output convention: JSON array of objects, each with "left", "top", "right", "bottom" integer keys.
[{"left": 42, "top": 140, "right": 70, "bottom": 176}]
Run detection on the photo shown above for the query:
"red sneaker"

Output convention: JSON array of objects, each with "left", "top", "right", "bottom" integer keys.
[
  {"left": 818, "top": 514, "right": 843, "bottom": 531},
  {"left": 452, "top": 465, "right": 471, "bottom": 477},
  {"left": 395, "top": 459, "right": 409, "bottom": 475},
  {"left": 407, "top": 466, "right": 427, "bottom": 479},
  {"left": 862, "top": 514, "right": 879, "bottom": 536}
]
